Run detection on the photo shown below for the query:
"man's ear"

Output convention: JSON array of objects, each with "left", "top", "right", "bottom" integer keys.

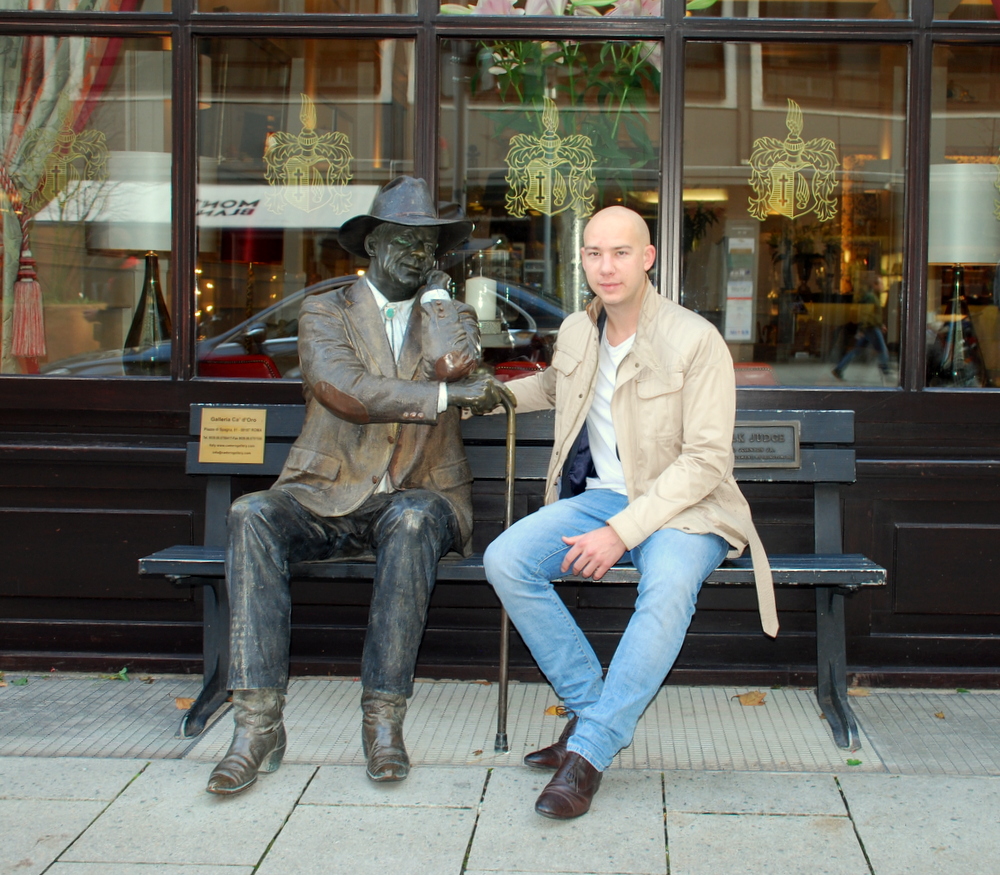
[{"left": 643, "top": 245, "right": 656, "bottom": 272}]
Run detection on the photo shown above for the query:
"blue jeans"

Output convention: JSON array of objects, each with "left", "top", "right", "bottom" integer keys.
[
  {"left": 835, "top": 326, "right": 889, "bottom": 375},
  {"left": 484, "top": 489, "right": 728, "bottom": 771}
]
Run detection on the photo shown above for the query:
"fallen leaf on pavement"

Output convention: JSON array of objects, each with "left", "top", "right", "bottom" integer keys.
[
  {"left": 544, "top": 704, "right": 568, "bottom": 716},
  {"left": 175, "top": 697, "right": 196, "bottom": 710},
  {"left": 847, "top": 688, "right": 871, "bottom": 697},
  {"left": 472, "top": 749, "right": 483, "bottom": 756},
  {"left": 733, "top": 690, "right": 767, "bottom": 706},
  {"left": 12, "top": 677, "right": 29, "bottom": 686},
  {"left": 846, "top": 758, "right": 862, "bottom": 766},
  {"left": 934, "top": 711, "right": 945, "bottom": 719}
]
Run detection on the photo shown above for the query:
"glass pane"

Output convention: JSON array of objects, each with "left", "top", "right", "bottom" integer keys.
[
  {"left": 194, "top": 38, "right": 415, "bottom": 378},
  {"left": 0, "top": 0, "right": 168, "bottom": 10},
  {"left": 683, "top": 42, "right": 907, "bottom": 387},
  {"left": 926, "top": 46, "right": 1000, "bottom": 389},
  {"left": 933, "top": 0, "right": 998, "bottom": 21},
  {"left": 197, "top": 0, "right": 413, "bottom": 13},
  {"left": 1, "top": 37, "right": 172, "bottom": 377},
  {"left": 439, "top": 0, "right": 661, "bottom": 17},
  {"left": 439, "top": 38, "right": 661, "bottom": 374},
  {"left": 686, "top": 0, "right": 906, "bottom": 19}
]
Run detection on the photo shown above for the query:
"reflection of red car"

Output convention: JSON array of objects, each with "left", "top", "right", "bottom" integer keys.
[
  {"left": 198, "top": 354, "right": 283, "bottom": 379},
  {"left": 493, "top": 360, "right": 547, "bottom": 382}
]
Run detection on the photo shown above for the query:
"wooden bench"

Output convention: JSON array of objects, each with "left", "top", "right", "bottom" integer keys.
[{"left": 139, "top": 402, "right": 885, "bottom": 753}]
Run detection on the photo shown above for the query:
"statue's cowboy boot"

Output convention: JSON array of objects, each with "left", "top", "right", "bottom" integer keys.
[
  {"left": 206, "top": 689, "right": 286, "bottom": 796},
  {"left": 523, "top": 715, "right": 578, "bottom": 771},
  {"left": 361, "top": 689, "right": 410, "bottom": 782}
]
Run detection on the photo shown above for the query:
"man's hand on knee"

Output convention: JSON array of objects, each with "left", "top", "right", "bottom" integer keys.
[{"left": 560, "top": 526, "right": 627, "bottom": 580}]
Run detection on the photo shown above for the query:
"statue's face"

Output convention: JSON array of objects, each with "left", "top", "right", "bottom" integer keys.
[{"left": 365, "top": 224, "right": 439, "bottom": 302}]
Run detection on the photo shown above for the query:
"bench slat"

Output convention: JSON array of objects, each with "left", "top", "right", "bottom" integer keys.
[
  {"left": 461, "top": 408, "right": 855, "bottom": 445},
  {"left": 182, "top": 441, "right": 858, "bottom": 483},
  {"left": 140, "top": 545, "right": 885, "bottom": 589}
]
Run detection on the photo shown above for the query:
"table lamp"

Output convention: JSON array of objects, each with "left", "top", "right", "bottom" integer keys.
[{"left": 926, "top": 162, "right": 1000, "bottom": 386}]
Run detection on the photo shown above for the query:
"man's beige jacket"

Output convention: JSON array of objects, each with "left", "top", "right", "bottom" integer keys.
[
  {"left": 507, "top": 282, "right": 778, "bottom": 637},
  {"left": 271, "top": 277, "right": 479, "bottom": 554}
]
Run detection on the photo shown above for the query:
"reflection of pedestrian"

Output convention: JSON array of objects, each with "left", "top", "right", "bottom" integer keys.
[{"left": 832, "top": 274, "right": 889, "bottom": 379}]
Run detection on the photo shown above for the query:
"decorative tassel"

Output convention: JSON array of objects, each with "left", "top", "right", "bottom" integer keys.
[{"left": 12, "top": 249, "right": 46, "bottom": 361}]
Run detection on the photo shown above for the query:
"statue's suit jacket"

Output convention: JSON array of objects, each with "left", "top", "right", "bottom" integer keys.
[{"left": 271, "top": 277, "right": 480, "bottom": 554}]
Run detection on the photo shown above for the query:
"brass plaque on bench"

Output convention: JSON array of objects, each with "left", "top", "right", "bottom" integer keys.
[
  {"left": 198, "top": 407, "right": 268, "bottom": 465},
  {"left": 732, "top": 420, "right": 800, "bottom": 468}
]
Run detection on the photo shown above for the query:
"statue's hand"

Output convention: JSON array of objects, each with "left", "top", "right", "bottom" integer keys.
[
  {"left": 446, "top": 373, "right": 516, "bottom": 415},
  {"left": 421, "top": 269, "right": 454, "bottom": 295}
]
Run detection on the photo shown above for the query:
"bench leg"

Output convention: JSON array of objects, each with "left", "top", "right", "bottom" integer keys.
[
  {"left": 179, "top": 576, "right": 232, "bottom": 739},
  {"left": 495, "top": 608, "right": 510, "bottom": 753},
  {"left": 815, "top": 587, "right": 861, "bottom": 751}
]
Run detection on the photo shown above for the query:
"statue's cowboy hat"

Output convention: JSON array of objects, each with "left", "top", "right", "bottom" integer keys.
[{"left": 338, "top": 176, "right": 473, "bottom": 259}]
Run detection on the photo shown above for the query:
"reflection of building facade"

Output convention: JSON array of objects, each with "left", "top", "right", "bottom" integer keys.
[{"left": 1, "top": 0, "right": 999, "bottom": 689}]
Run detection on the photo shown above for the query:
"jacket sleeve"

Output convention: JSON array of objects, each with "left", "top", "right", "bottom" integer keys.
[
  {"left": 419, "top": 297, "right": 481, "bottom": 382},
  {"left": 299, "top": 296, "right": 441, "bottom": 426},
  {"left": 607, "top": 325, "right": 736, "bottom": 550}
]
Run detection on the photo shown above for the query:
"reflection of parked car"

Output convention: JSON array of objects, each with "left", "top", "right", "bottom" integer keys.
[
  {"left": 41, "top": 275, "right": 355, "bottom": 378},
  {"left": 42, "top": 275, "right": 568, "bottom": 378}
]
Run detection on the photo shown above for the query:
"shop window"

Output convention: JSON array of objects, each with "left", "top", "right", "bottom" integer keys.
[
  {"left": 685, "top": 0, "right": 906, "bottom": 18},
  {"left": 190, "top": 38, "right": 415, "bottom": 379},
  {"left": 0, "top": 0, "right": 168, "bottom": 9},
  {"left": 440, "top": 0, "right": 661, "bottom": 16},
  {"left": 934, "top": 0, "right": 999, "bottom": 21},
  {"left": 197, "top": 0, "right": 413, "bottom": 12},
  {"left": 683, "top": 42, "right": 907, "bottom": 387},
  {"left": 438, "top": 38, "right": 661, "bottom": 373},
  {"left": 1, "top": 36, "right": 172, "bottom": 376},
  {"left": 926, "top": 45, "right": 1000, "bottom": 389}
]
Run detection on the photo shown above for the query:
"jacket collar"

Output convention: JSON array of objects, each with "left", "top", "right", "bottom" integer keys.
[
  {"left": 344, "top": 277, "right": 422, "bottom": 379},
  {"left": 585, "top": 279, "right": 664, "bottom": 373}
]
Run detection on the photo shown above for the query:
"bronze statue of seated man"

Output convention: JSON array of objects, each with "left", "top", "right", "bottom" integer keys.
[{"left": 207, "top": 176, "right": 509, "bottom": 795}]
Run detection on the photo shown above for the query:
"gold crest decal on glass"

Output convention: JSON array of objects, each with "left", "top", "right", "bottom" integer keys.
[
  {"left": 23, "top": 123, "right": 109, "bottom": 215},
  {"left": 504, "top": 97, "right": 596, "bottom": 218},
  {"left": 264, "top": 93, "right": 354, "bottom": 214},
  {"left": 748, "top": 99, "right": 839, "bottom": 223}
]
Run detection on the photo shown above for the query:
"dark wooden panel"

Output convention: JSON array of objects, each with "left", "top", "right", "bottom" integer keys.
[
  {"left": 0, "top": 508, "right": 194, "bottom": 599},
  {"left": 894, "top": 524, "right": 1000, "bottom": 616}
]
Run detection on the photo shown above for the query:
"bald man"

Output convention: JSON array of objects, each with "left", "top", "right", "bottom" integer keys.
[{"left": 484, "top": 206, "right": 774, "bottom": 819}]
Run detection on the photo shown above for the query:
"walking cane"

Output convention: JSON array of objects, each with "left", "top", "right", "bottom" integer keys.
[{"left": 495, "top": 391, "right": 516, "bottom": 753}]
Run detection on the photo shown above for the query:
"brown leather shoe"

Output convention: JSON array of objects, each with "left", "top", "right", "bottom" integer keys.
[
  {"left": 534, "top": 751, "right": 603, "bottom": 820},
  {"left": 361, "top": 689, "right": 410, "bottom": 782},
  {"left": 523, "top": 715, "right": 578, "bottom": 770}
]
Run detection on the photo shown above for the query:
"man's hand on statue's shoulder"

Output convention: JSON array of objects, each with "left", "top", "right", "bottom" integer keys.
[
  {"left": 560, "top": 525, "right": 627, "bottom": 581},
  {"left": 446, "top": 372, "right": 516, "bottom": 415}
]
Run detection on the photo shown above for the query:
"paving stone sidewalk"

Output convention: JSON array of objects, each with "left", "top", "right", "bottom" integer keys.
[{"left": 1, "top": 675, "right": 998, "bottom": 875}]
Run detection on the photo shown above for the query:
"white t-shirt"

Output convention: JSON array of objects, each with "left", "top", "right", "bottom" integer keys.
[{"left": 585, "top": 331, "right": 635, "bottom": 495}]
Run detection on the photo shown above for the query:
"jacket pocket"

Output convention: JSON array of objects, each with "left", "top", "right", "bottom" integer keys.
[
  {"left": 282, "top": 446, "right": 342, "bottom": 488},
  {"left": 635, "top": 370, "right": 683, "bottom": 398},
  {"left": 428, "top": 457, "right": 473, "bottom": 491},
  {"left": 635, "top": 370, "right": 684, "bottom": 443},
  {"left": 551, "top": 348, "right": 583, "bottom": 376}
]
